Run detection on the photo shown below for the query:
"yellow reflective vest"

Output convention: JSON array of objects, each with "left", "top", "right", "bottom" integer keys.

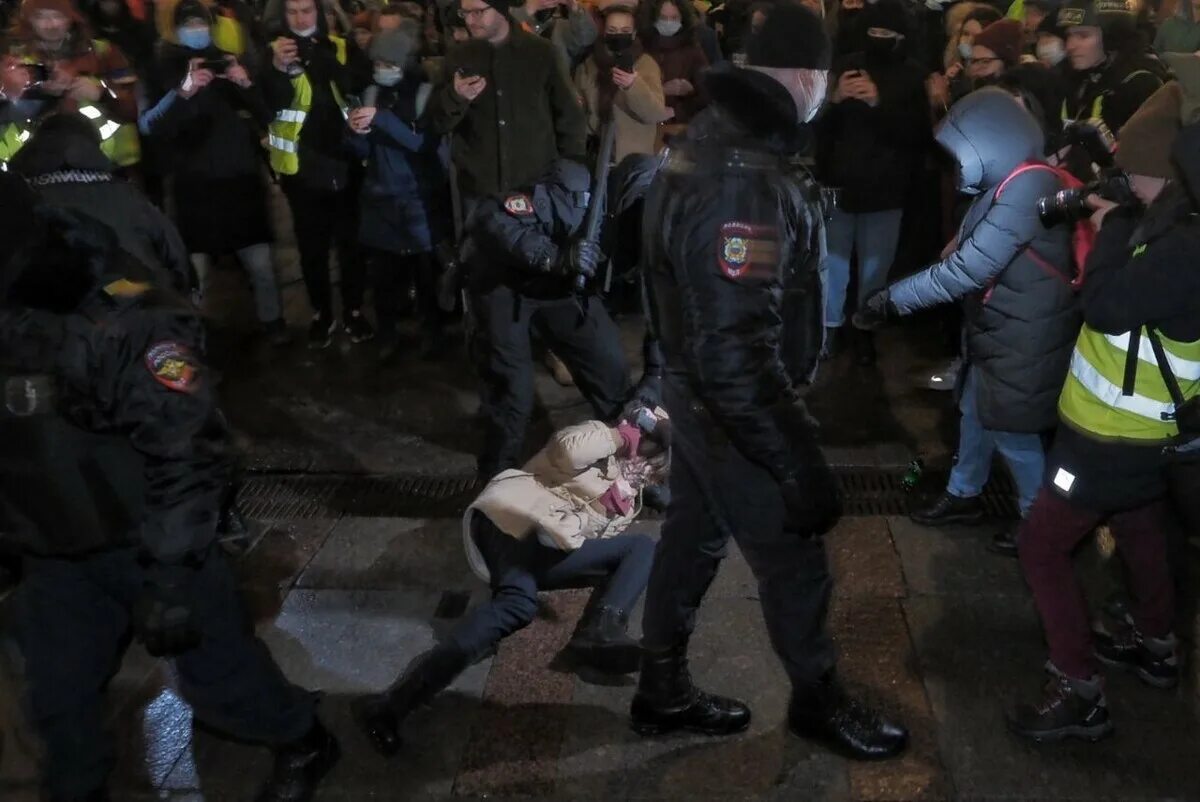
[
  {"left": 267, "top": 36, "right": 349, "bottom": 176},
  {"left": 1060, "top": 320, "right": 1200, "bottom": 443},
  {"left": 0, "top": 103, "right": 127, "bottom": 168}
]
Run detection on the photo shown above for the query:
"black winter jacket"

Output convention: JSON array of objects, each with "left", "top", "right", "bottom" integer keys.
[
  {"left": 816, "top": 52, "right": 931, "bottom": 213},
  {"left": 643, "top": 65, "right": 828, "bottom": 485}
]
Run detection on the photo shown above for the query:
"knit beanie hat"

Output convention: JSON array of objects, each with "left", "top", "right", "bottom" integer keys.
[
  {"left": 1115, "top": 82, "right": 1183, "bottom": 182},
  {"left": 973, "top": 18, "right": 1023, "bottom": 66},
  {"left": 369, "top": 26, "right": 417, "bottom": 64},
  {"left": 173, "top": 0, "right": 211, "bottom": 26},
  {"left": 745, "top": 3, "right": 831, "bottom": 70},
  {"left": 861, "top": 0, "right": 910, "bottom": 38},
  {"left": 480, "top": 0, "right": 514, "bottom": 16}
]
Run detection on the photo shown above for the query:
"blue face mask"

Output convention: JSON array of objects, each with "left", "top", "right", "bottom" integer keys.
[{"left": 178, "top": 26, "right": 212, "bottom": 51}]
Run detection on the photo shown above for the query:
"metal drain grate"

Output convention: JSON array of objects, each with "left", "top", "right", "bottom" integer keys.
[{"left": 240, "top": 468, "right": 1018, "bottom": 520}]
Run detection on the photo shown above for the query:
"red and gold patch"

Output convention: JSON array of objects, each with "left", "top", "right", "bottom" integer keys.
[
  {"left": 717, "top": 222, "right": 779, "bottom": 280},
  {"left": 144, "top": 341, "right": 199, "bottom": 393},
  {"left": 503, "top": 194, "right": 535, "bottom": 217}
]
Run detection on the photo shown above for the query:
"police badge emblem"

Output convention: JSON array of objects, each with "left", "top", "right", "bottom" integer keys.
[
  {"left": 145, "top": 342, "right": 199, "bottom": 393},
  {"left": 504, "top": 194, "right": 535, "bottom": 216}
]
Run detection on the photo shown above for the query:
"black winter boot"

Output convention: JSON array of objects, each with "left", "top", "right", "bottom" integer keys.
[
  {"left": 630, "top": 644, "right": 751, "bottom": 737},
  {"left": 1007, "top": 663, "right": 1113, "bottom": 743},
  {"left": 256, "top": 718, "right": 340, "bottom": 802},
  {"left": 789, "top": 674, "right": 908, "bottom": 760},
  {"left": 1095, "top": 624, "right": 1180, "bottom": 689},
  {"left": 353, "top": 648, "right": 469, "bottom": 757},
  {"left": 910, "top": 492, "right": 985, "bottom": 527},
  {"left": 567, "top": 605, "right": 641, "bottom": 674}
]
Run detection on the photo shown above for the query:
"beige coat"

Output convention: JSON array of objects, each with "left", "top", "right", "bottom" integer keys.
[
  {"left": 463, "top": 421, "right": 656, "bottom": 582},
  {"left": 575, "top": 53, "right": 671, "bottom": 163}
]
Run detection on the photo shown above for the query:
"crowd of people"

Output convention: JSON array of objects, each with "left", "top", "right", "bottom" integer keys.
[{"left": 2, "top": 0, "right": 1200, "bottom": 798}]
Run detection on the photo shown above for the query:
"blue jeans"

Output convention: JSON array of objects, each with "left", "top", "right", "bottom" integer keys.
[
  {"left": 823, "top": 207, "right": 904, "bottom": 327},
  {"left": 946, "top": 368, "right": 1045, "bottom": 517}
]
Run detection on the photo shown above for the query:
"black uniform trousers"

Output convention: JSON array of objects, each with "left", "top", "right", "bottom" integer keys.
[
  {"left": 641, "top": 378, "right": 838, "bottom": 689},
  {"left": 469, "top": 283, "right": 630, "bottom": 476},
  {"left": 15, "top": 545, "right": 314, "bottom": 798},
  {"left": 281, "top": 175, "right": 365, "bottom": 320}
]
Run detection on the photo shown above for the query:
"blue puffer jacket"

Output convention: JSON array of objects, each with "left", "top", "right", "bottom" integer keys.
[
  {"left": 888, "top": 88, "right": 1080, "bottom": 433},
  {"left": 346, "top": 75, "right": 450, "bottom": 256}
]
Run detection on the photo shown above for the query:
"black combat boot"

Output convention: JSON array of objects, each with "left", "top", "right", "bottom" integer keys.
[
  {"left": 1007, "top": 663, "right": 1113, "bottom": 743},
  {"left": 630, "top": 644, "right": 751, "bottom": 737},
  {"left": 910, "top": 492, "right": 985, "bottom": 527},
  {"left": 567, "top": 605, "right": 641, "bottom": 674},
  {"left": 256, "top": 718, "right": 340, "bottom": 802},
  {"left": 353, "top": 648, "right": 469, "bottom": 757},
  {"left": 789, "top": 674, "right": 908, "bottom": 761},
  {"left": 1095, "top": 624, "right": 1180, "bottom": 689}
]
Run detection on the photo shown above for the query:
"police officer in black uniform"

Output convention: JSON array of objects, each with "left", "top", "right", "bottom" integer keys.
[
  {"left": 0, "top": 194, "right": 338, "bottom": 802},
  {"left": 631, "top": 4, "right": 909, "bottom": 760},
  {"left": 465, "top": 157, "right": 631, "bottom": 478}
]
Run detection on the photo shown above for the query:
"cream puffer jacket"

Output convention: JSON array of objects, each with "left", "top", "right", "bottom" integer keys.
[{"left": 462, "top": 420, "right": 662, "bottom": 582}]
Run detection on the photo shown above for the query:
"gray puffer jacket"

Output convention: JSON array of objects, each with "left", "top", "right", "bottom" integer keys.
[{"left": 889, "top": 88, "right": 1080, "bottom": 433}]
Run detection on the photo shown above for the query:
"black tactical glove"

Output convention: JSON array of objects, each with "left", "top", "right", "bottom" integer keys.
[
  {"left": 133, "top": 563, "right": 202, "bottom": 657},
  {"left": 852, "top": 289, "right": 897, "bottom": 331},
  {"left": 560, "top": 238, "right": 603, "bottom": 280},
  {"left": 779, "top": 475, "right": 841, "bottom": 538}
]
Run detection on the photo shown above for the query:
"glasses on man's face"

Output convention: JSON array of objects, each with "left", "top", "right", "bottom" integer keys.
[
  {"left": 458, "top": 7, "right": 490, "bottom": 19},
  {"left": 966, "top": 56, "right": 1002, "bottom": 66}
]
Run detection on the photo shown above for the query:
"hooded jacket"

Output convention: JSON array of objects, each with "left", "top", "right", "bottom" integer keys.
[{"left": 889, "top": 88, "right": 1079, "bottom": 433}]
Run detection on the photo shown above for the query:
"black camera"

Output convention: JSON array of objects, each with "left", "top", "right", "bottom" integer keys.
[
  {"left": 199, "top": 57, "right": 229, "bottom": 74},
  {"left": 1061, "top": 120, "right": 1116, "bottom": 169},
  {"left": 1037, "top": 169, "right": 1139, "bottom": 228}
]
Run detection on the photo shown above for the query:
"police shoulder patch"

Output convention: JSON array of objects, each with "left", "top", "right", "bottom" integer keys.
[
  {"left": 145, "top": 341, "right": 200, "bottom": 393},
  {"left": 504, "top": 194, "right": 535, "bottom": 217},
  {"left": 717, "top": 221, "right": 779, "bottom": 281}
]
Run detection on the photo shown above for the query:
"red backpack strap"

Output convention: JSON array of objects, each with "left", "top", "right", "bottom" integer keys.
[{"left": 994, "top": 160, "right": 1058, "bottom": 200}]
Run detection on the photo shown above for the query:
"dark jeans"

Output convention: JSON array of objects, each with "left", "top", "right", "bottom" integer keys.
[
  {"left": 15, "top": 546, "right": 314, "bottom": 798},
  {"left": 281, "top": 176, "right": 364, "bottom": 319},
  {"left": 641, "top": 379, "right": 839, "bottom": 689},
  {"left": 444, "top": 520, "right": 656, "bottom": 664},
  {"left": 370, "top": 249, "right": 442, "bottom": 337},
  {"left": 469, "top": 283, "right": 630, "bottom": 476},
  {"left": 1018, "top": 487, "right": 1173, "bottom": 679}
]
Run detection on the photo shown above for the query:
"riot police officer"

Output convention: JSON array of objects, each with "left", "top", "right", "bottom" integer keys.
[
  {"left": 465, "top": 157, "right": 632, "bottom": 478},
  {"left": 632, "top": 4, "right": 908, "bottom": 760},
  {"left": 0, "top": 199, "right": 338, "bottom": 802}
]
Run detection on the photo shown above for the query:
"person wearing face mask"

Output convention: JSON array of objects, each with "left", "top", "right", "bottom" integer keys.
[
  {"left": 832, "top": 0, "right": 865, "bottom": 55},
  {"left": 509, "top": 0, "right": 598, "bottom": 74},
  {"left": 966, "top": 17, "right": 1023, "bottom": 87},
  {"left": 575, "top": 4, "right": 670, "bottom": 162},
  {"left": 345, "top": 26, "right": 451, "bottom": 361},
  {"left": 1035, "top": 12, "right": 1068, "bottom": 68},
  {"left": 857, "top": 88, "right": 1079, "bottom": 556},
  {"left": 633, "top": 2, "right": 909, "bottom": 761},
  {"left": 639, "top": 0, "right": 708, "bottom": 123},
  {"left": 928, "top": 3, "right": 1001, "bottom": 109},
  {"left": 816, "top": 0, "right": 932, "bottom": 366},
  {"left": 138, "top": 0, "right": 290, "bottom": 345}
]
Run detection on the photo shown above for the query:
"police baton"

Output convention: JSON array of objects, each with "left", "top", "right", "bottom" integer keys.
[{"left": 576, "top": 117, "right": 617, "bottom": 293}]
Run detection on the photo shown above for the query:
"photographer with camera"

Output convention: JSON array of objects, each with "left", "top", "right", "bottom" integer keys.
[
  {"left": 857, "top": 88, "right": 1081, "bottom": 555},
  {"left": 1, "top": 0, "right": 141, "bottom": 171},
  {"left": 140, "top": 0, "right": 289, "bottom": 345},
  {"left": 1007, "top": 81, "right": 1200, "bottom": 744},
  {"left": 263, "top": 0, "right": 374, "bottom": 349},
  {"left": 1056, "top": 0, "right": 1168, "bottom": 179}
]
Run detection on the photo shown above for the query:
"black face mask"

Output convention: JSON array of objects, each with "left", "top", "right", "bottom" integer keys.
[{"left": 605, "top": 33, "right": 635, "bottom": 52}]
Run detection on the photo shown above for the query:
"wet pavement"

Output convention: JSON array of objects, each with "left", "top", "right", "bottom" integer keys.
[{"left": 2, "top": 235, "right": 1200, "bottom": 801}]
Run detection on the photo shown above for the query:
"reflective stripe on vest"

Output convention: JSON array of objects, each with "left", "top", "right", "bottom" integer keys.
[
  {"left": 1059, "top": 323, "right": 1200, "bottom": 441},
  {"left": 267, "top": 37, "right": 349, "bottom": 175},
  {"left": 0, "top": 122, "right": 32, "bottom": 167}
]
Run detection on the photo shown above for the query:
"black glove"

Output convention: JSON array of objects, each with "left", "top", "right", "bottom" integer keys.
[
  {"left": 560, "top": 238, "right": 603, "bottom": 280},
  {"left": 779, "top": 475, "right": 841, "bottom": 538},
  {"left": 132, "top": 563, "right": 202, "bottom": 657},
  {"left": 852, "top": 289, "right": 896, "bottom": 331}
]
